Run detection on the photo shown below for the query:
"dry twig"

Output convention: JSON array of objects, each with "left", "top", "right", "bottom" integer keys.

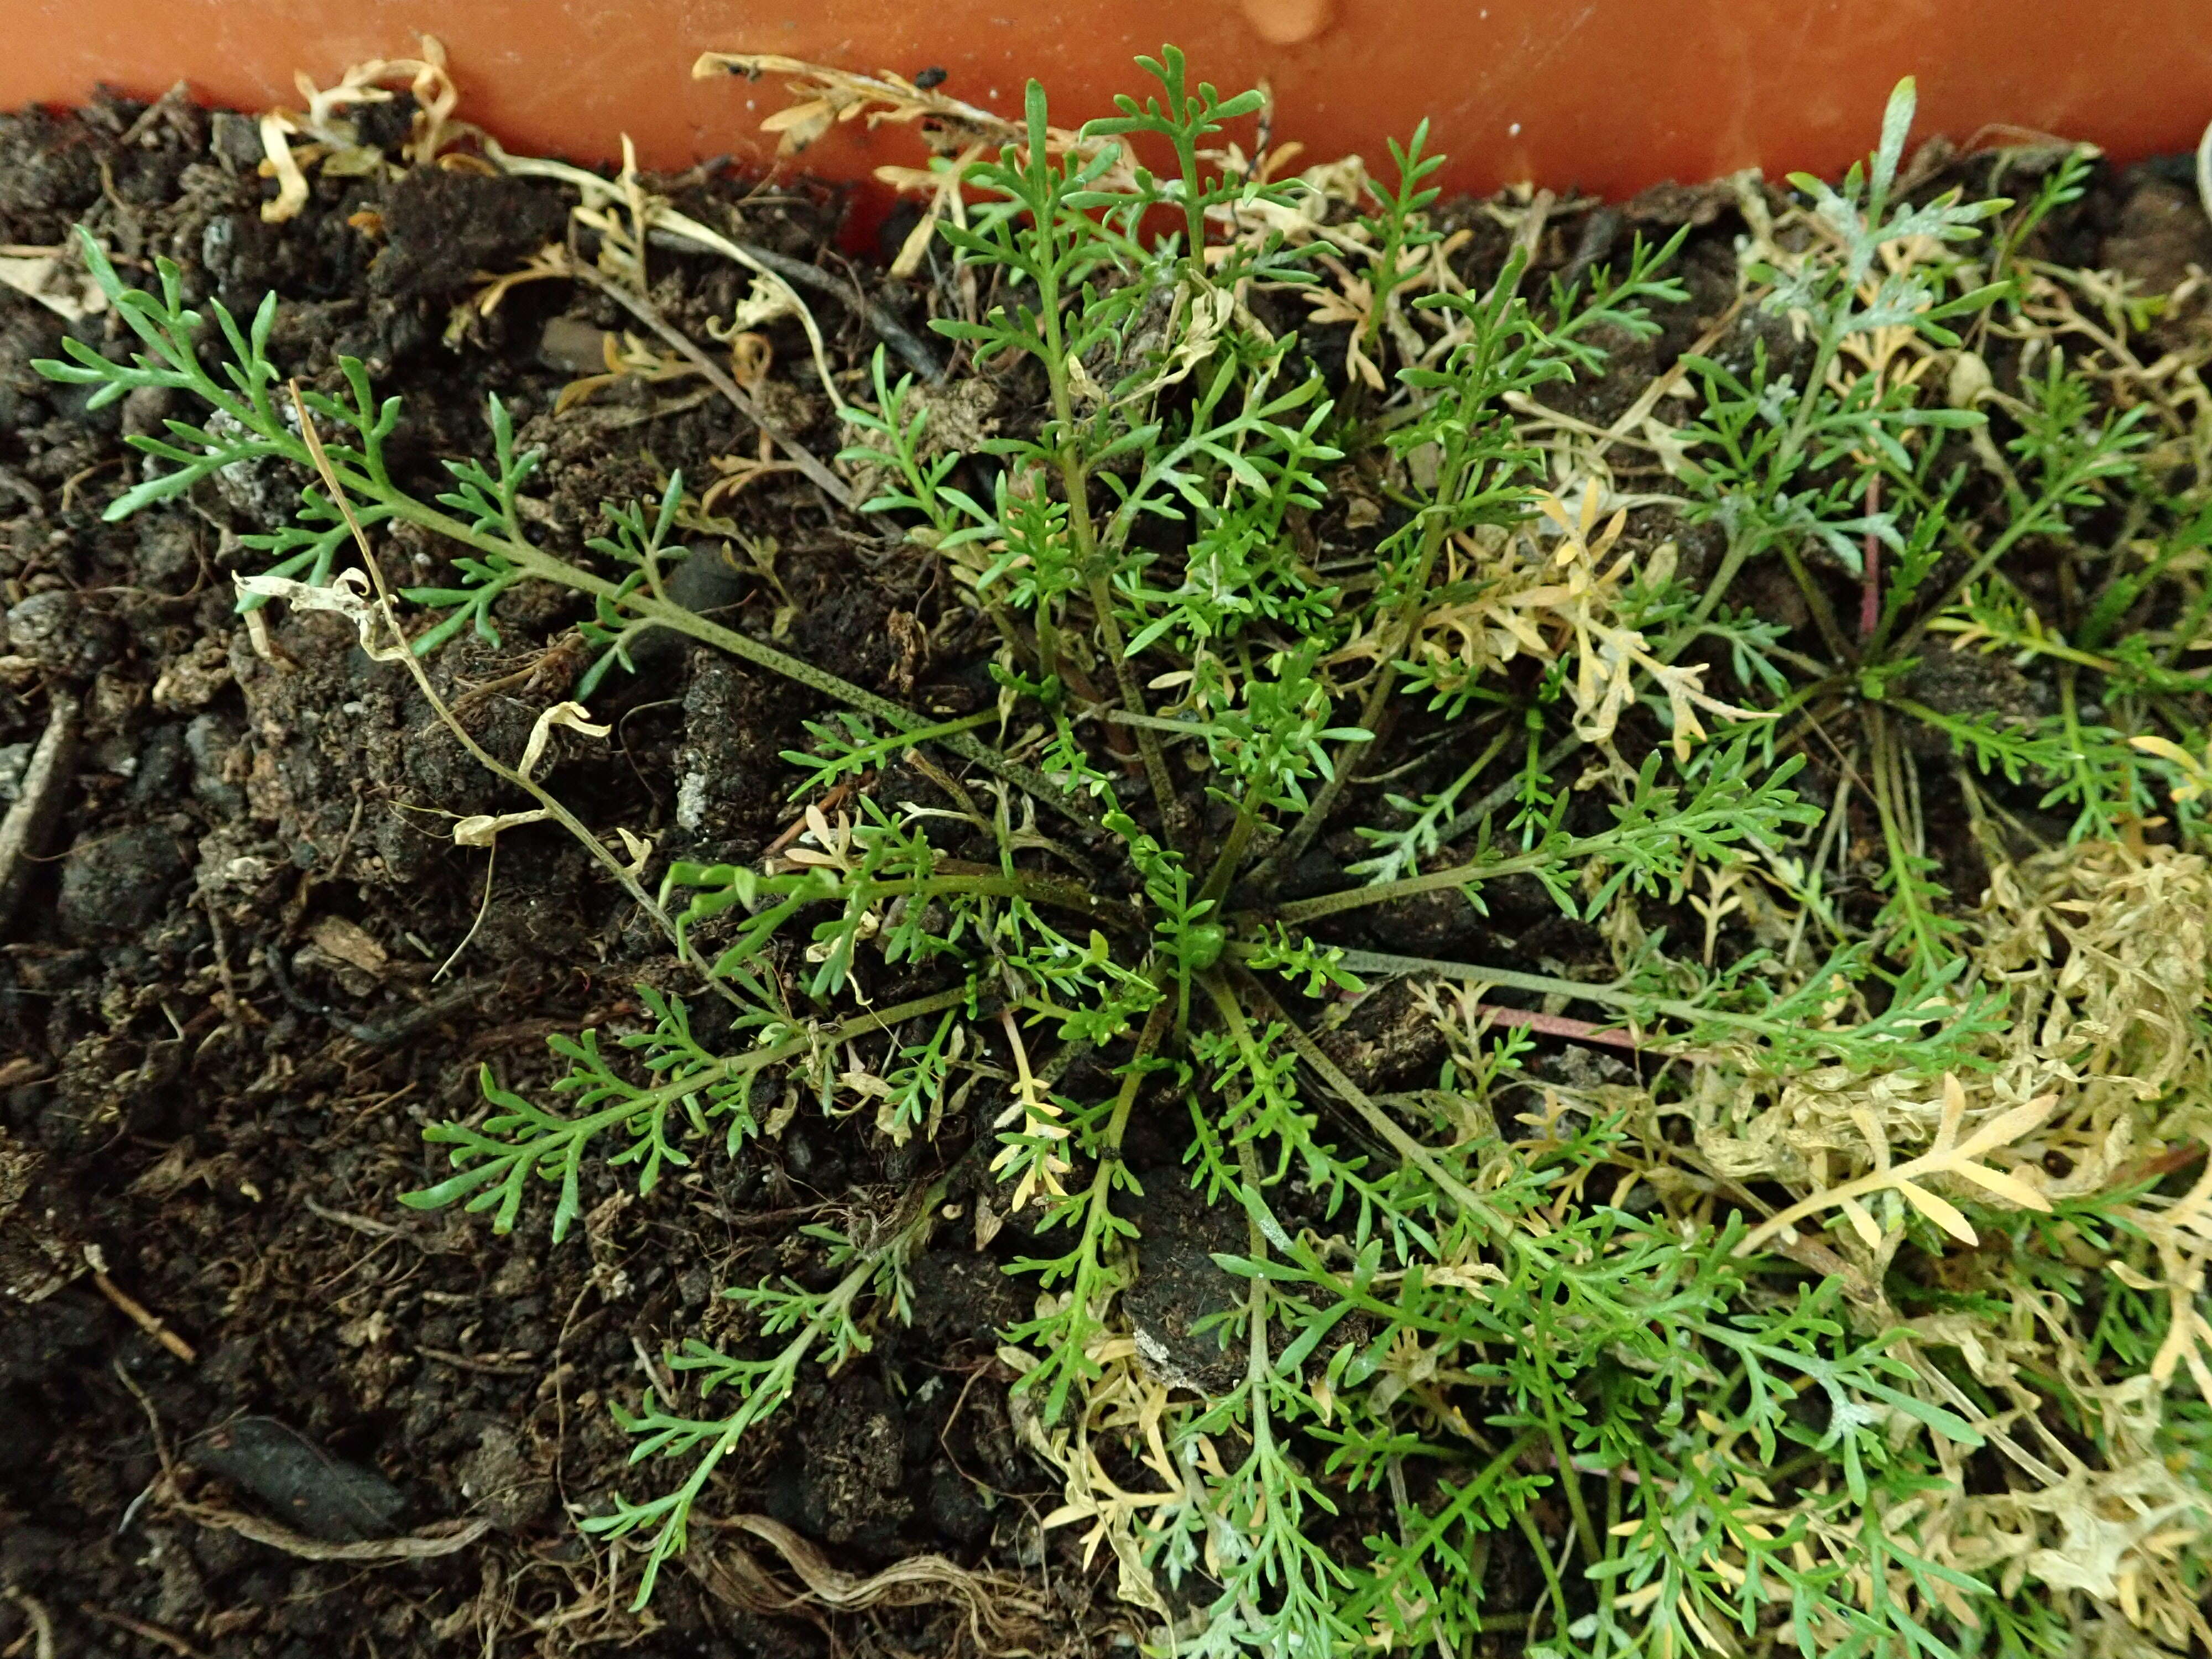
[{"left": 691, "top": 1512, "right": 1044, "bottom": 1650}]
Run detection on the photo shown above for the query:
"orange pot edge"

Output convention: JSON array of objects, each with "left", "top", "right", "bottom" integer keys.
[{"left": 6, "top": 1, "right": 2212, "bottom": 202}]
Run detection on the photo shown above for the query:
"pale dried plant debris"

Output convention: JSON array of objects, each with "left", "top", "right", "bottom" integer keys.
[
  {"left": 257, "top": 35, "right": 475, "bottom": 222},
  {"left": 62, "top": 46, "right": 2212, "bottom": 1659},
  {"left": 1735, "top": 1073, "right": 2056, "bottom": 1255}
]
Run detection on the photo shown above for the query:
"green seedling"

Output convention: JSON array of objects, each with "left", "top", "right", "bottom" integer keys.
[{"left": 43, "top": 56, "right": 2212, "bottom": 1656}]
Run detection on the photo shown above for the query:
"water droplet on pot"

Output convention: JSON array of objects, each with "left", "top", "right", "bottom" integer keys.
[{"left": 1239, "top": 0, "right": 1335, "bottom": 46}]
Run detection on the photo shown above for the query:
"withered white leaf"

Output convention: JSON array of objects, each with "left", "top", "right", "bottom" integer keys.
[
  {"left": 1840, "top": 1195, "right": 1884, "bottom": 1250},
  {"left": 1896, "top": 1178, "right": 1977, "bottom": 1246},
  {"left": 1737, "top": 1078, "right": 2056, "bottom": 1257},
  {"left": 1944, "top": 1159, "right": 2049, "bottom": 1211}
]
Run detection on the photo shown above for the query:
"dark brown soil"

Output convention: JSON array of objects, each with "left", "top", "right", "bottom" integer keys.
[
  {"left": 0, "top": 86, "right": 1101, "bottom": 1659},
  {"left": 0, "top": 82, "right": 2200, "bottom": 1659}
]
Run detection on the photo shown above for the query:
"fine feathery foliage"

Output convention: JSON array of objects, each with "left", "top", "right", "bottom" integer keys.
[{"left": 43, "top": 51, "right": 2212, "bottom": 1656}]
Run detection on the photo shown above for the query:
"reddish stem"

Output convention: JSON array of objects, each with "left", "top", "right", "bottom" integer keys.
[
  {"left": 1859, "top": 472, "right": 1882, "bottom": 641},
  {"left": 1464, "top": 1001, "right": 1647, "bottom": 1052}
]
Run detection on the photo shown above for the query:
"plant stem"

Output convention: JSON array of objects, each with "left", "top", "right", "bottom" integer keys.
[
  {"left": 1881, "top": 445, "right": 2131, "bottom": 660},
  {"left": 409, "top": 984, "right": 975, "bottom": 1221},
  {"left": 280, "top": 413, "right": 1098, "bottom": 828},
  {"left": 1540, "top": 1389, "right": 1602, "bottom": 1566},
  {"left": 564, "top": 257, "right": 851, "bottom": 506},
  {"left": 285, "top": 382, "right": 758, "bottom": 1005},
  {"left": 1018, "top": 996, "right": 1172, "bottom": 1421},
  {"left": 1196, "top": 803, "right": 1260, "bottom": 912},
  {"left": 1865, "top": 708, "right": 1944, "bottom": 969},
  {"left": 1860, "top": 472, "right": 1882, "bottom": 640},
  {"left": 1237, "top": 969, "right": 1514, "bottom": 1238},
  {"left": 1266, "top": 846, "right": 1543, "bottom": 925},
  {"left": 1516, "top": 1507, "right": 1574, "bottom": 1647},
  {"left": 1594, "top": 1469, "right": 1622, "bottom": 1659},
  {"left": 1431, "top": 729, "right": 1584, "bottom": 849},
  {"left": 1290, "top": 945, "right": 1738, "bottom": 1048},
  {"left": 611, "top": 1182, "right": 945, "bottom": 1606},
  {"left": 1020, "top": 194, "right": 1182, "bottom": 845},
  {"left": 868, "top": 868, "right": 1141, "bottom": 931},
  {"left": 1778, "top": 539, "right": 1854, "bottom": 663},
  {"left": 1254, "top": 465, "right": 1461, "bottom": 889},
  {"left": 1687, "top": 302, "right": 1853, "bottom": 635}
]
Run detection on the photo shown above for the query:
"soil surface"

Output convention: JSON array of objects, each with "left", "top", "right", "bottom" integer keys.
[{"left": 0, "top": 85, "right": 2201, "bottom": 1659}]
